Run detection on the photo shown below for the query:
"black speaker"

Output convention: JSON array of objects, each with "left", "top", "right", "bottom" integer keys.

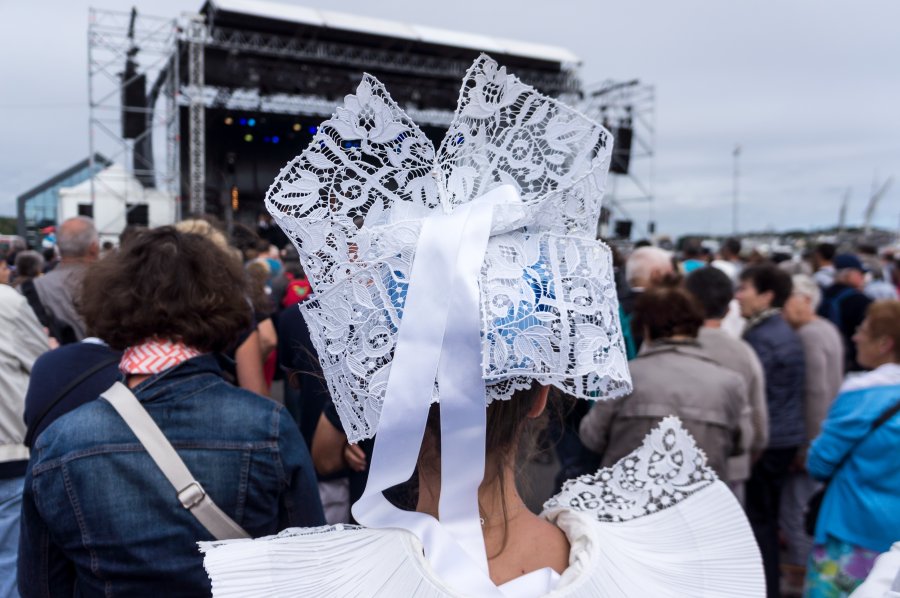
[
  {"left": 126, "top": 204, "right": 149, "bottom": 226},
  {"left": 610, "top": 126, "right": 633, "bottom": 175},
  {"left": 614, "top": 220, "right": 633, "bottom": 239},
  {"left": 121, "top": 59, "right": 147, "bottom": 139},
  {"left": 599, "top": 206, "right": 611, "bottom": 225}
]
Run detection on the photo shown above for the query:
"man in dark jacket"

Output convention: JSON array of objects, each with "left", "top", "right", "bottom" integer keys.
[
  {"left": 817, "top": 253, "right": 872, "bottom": 372},
  {"left": 736, "top": 264, "right": 806, "bottom": 598}
]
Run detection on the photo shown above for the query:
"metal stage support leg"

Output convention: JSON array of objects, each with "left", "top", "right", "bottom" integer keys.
[{"left": 187, "top": 15, "right": 207, "bottom": 216}]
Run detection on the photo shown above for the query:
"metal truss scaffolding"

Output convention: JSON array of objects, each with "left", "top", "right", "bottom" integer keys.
[
  {"left": 186, "top": 15, "right": 206, "bottom": 214},
  {"left": 87, "top": 8, "right": 179, "bottom": 222},
  {"left": 89, "top": 7, "right": 582, "bottom": 220},
  {"left": 204, "top": 26, "right": 579, "bottom": 97},
  {"left": 580, "top": 80, "right": 656, "bottom": 238}
]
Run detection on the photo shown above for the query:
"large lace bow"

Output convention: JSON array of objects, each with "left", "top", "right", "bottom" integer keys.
[{"left": 267, "top": 55, "right": 632, "bottom": 443}]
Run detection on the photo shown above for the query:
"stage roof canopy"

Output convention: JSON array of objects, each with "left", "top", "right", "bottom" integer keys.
[{"left": 203, "top": 0, "right": 580, "bottom": 65}]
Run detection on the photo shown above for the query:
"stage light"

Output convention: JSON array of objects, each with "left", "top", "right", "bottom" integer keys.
[
  {"left": 248, "top": 118, "right": 256, "bottom": 127},
  {"left": 308, "top": 126, "right": 317, "bottom": 134},
  {"left": 231, "top": 185, "right": 239, "bottom": 211},
  {"left": 224, "top": 116, "right": 234, "bottom": 125},
  {"left": 272, "top": 136, "right": 279, "bottom": 144},
  {"left": 244, "top": 134, "right": 253, "bottom": 142},
  {"left": 292, "top": 123, "right": 301, "bottom": 132},
  {"left": 239, "top": 118, "right": 247, "bottom": 126}
]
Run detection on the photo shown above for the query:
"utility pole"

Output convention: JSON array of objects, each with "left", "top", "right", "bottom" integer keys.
[{"left": 732, "top": 144, "right": 741, "bottom": 235}]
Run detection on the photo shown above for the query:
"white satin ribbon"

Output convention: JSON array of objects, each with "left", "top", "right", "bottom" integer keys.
[{"left": 352, "top": 185, "right": 521, "bottom": 597}]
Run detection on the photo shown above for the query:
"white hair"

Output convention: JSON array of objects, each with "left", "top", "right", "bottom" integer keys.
[
  {"left": 57, "top": 216, "right": 98, "bottom": 258},
  {"left": 791, "top": 274, "right": 822, "bottom": 311},
  {"left": 625, "top": 246, "right": 673, "bottom": 287}
]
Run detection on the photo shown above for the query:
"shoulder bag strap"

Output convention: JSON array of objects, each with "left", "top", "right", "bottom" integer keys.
[
  {"left": 872, "top": 397, "right": 900, "bottom": 430},
  {"left": 830, "top": 396, "right": 900, "bottom": 477},
  {"left": 101, "top": 382, "right": 250, "bottom": 541}
]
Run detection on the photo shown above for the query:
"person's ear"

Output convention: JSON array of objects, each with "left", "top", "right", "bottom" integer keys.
[
  {"left": 527, "top": 385, "right": 550, "bottom": 419},
  {"left": 878, "top": 336, "right": 895, "bottom": 360}
]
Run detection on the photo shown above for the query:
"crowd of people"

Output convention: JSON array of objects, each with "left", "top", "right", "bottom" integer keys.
[
  {"left": 591, "top": 238, "right": 900, "bottom": 598},
  {"left": 1, "top": 213, "right": 898, "bottom": 597}
]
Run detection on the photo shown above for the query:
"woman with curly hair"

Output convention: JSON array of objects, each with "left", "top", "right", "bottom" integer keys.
[{"left": 18, "top": 227, "right": 324, "bottom": 596}]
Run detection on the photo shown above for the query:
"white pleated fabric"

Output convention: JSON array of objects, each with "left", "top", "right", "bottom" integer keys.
[{"left": 201, "top": 418, "right": 765, "bottom": 597}]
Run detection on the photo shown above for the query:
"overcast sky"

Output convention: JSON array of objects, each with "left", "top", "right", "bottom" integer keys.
[{"left": 1, "top": 0, "right": 898, "bottom": 237}]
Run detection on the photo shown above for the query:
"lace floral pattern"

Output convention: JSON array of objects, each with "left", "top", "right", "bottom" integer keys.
[
  {"left": 545, "top": 417, "right": 717, "bottom": 522},
  {"left": 267, "top": 55, "right": 631, "bottom": 442}
]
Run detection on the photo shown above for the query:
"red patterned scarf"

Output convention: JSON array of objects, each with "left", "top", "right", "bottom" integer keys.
[{"left": 120, "top": 338, "right": 203, "bottom": 375}]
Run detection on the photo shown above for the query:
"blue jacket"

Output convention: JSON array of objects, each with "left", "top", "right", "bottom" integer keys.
[
  {"left": 19, "top": 355, "right": 325, "bottom": 597},
  {"left": 807, "top": 383, "right": 900, "bottom": 553},
  {"left": 743, "top": 313, "right": 806, "bottom": 449}
]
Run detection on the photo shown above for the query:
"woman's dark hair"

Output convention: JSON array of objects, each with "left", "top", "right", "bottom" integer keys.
[
  {"left": 119, "top": 224, "right": 146, "bottom": 249},
  {"left": 681, "top": 239, "right": 702, "bottom": 259},
  {"left": 419, "top": 382, "right": 544, "bottom": 555},
  {"left": 80, "top": 227, "right": 252, "bottom": 352},
  {"left": 684, "top": 266, "right": 733, "bottom": 320},
  {"left": 230, "top": 223, "right": 262, "bottom": 261},
  {"left": 14, "top": 250, "right": 44, "bottom": 280},
  {"left": 632, "top": 285, "right": 704, "bottom": 341},
  {"left": 815, "top": 242, "right": 836, "bottom": 262},
  {"left": 722, "top": 237, "right": 741, "bottom": 258},
  {"left": 739, "top": 264, "right": 793, "bottom": 308},
  {"left": 421, "top": 382, "right": 541, "bottom": 476}
]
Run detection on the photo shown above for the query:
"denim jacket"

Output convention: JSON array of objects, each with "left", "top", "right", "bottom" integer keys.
[{"left": 19, "top": 355, "right": 325, "bottom": 597}]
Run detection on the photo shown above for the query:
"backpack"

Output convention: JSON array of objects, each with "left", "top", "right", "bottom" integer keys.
[
  {"left": 282, "top": 273, "right": 312, "bottom": 308},
  {"left": 819, "top": 286, "right": 856, "bottom": 330},
  {"left": 20, "top": 279, "right": 78, "bottom": 345},
  {"left": 618, "top": 305, "right": 638, "bottom": 360}
]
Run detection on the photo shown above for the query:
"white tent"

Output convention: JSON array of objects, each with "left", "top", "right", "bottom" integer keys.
[{"left": 58, "top": 164, "right": 176, "bottom": 243}]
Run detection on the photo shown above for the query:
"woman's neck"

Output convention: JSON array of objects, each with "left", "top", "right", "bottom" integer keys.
[{"left": 416, "top": 457, "right": 570, "bottom": 585}]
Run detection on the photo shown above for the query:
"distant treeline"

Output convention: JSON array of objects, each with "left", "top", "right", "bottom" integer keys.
[{"left": 0, "top": 217, "right": 15, "bottom": 236}]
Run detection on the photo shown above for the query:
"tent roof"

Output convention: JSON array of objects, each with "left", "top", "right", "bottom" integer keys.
[{"left": 59, "top": 164, "right": 170, "bottom": 201}]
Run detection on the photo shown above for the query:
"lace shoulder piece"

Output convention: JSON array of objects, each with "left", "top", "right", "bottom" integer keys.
[{"left": 544, "top": 416, "right": 717, "bottom": 522}]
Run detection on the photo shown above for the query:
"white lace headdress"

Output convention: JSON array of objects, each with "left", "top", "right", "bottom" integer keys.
[
  {"left": 266, "top": 54, "right": 632, "bottom": 596},
  {"left": 268, "top": 55, "right": 631, "bottom": 440}
]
